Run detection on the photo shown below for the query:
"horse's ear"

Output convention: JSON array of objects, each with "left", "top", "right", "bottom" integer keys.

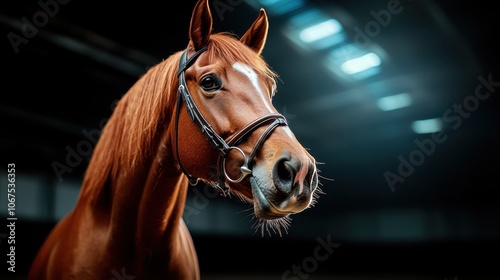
[
  {"left": 240, "top": 8, "right": 269, "bottom": 55},
  {"left": 189, "top": 0, "right": 212, "bottom": 50}
]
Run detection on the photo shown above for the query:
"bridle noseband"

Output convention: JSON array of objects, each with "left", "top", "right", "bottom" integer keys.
[{"left": 174, "top": 46, "right": 288, "bottom": 191}]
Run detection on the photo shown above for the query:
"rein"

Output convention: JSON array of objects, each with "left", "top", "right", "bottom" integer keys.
[{"left": 174, "top": 46, "right": 288, "bottom": 190}]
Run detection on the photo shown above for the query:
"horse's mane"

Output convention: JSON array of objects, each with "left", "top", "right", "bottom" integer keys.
[{"left": 79, "top": 32, "right": 278, "bottom": 199}]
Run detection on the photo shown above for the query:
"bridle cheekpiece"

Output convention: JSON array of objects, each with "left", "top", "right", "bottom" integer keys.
[{"left": 175, "top": 46, "right": 288, "bottom": 192}]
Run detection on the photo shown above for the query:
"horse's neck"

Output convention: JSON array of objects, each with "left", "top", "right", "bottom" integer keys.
[
  {"left": 135, "top": 155, "right": 190, "bottom": 249},
  {"left": 77, "top": 120, "right": 189, "bottom": 255}
]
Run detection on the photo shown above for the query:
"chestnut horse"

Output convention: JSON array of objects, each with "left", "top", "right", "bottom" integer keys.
[{"left": 29, "top": 0, "right": 320, "bottom": 279}]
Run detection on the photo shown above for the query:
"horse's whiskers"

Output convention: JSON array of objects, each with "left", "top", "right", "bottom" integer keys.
[
  {"left": 251, "top": 215, "right": 292, "bottom": 237},
  {"left": 308, "top": 187, "right": 323, "bottom": 209},
  {"left": 234, "top": 192, "right": 251, "bottom": 203},
  {"left": 318, "top": 173, "right": 334, "bottom": 183}
]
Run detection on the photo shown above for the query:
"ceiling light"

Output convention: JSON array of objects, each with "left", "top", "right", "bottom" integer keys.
[
  {"left": 376, "top": 93, "right": 413, "bottom": 111},
  {"left": 411, "top": 118, "right": 443, "bottom": 134},
  {"left": 341, "top": 52, "right": 381, "bottom": 75},
  {"left": 285, "top": 8, "right": 346, "bottom": 50},
  {"left": 299, "top": 19, "right": 343, "bottom": 43}
]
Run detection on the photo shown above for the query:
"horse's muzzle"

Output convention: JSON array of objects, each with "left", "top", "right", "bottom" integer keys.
[{"left": 250, "top": 153, "right": 318, "bottom": 220}]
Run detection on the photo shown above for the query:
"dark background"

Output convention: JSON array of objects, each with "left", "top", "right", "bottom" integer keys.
[{"left": 1, "top": 0, "right": 499, "bottom": 279}]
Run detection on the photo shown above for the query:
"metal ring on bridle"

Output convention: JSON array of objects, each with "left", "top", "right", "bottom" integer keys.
[{"left": 223, "top": 146, "right": 252, "bottom": 183}]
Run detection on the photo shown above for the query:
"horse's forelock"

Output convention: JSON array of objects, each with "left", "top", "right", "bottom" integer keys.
[{"left": 192, "top": 33, "right": 278, "bottom": 80}]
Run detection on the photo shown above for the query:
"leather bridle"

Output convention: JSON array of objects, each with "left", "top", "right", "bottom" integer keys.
[{"left": 174, "top": 46, "right": 288, "bottom": 190}]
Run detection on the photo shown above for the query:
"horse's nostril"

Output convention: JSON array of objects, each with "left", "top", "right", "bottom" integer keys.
[
  {"left": 273, "top": 155, "right": 317, "bottom": 195},
  {"left": 274, "top": 157, "right": 297, "bottom": 193},
  {"left": 277, "top": 161, "right": 293, "bottom": 181}
]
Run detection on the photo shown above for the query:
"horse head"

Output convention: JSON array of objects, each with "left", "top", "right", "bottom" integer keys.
[{"left": 175, "top": 0, "right": 321, "bottom": 234}]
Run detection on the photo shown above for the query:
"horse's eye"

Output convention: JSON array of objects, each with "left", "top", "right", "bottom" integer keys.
[{"left": 200, "top": 75, "right": 221, "bottom": 91}]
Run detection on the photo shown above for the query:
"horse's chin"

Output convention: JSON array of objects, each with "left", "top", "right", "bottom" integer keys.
[
  {"left": 219, "top": 176, "right": 318, "bottom": 236},
  {"left": 249, "top": 177, "right": 297, "bottom": 220},
  {"left": 221, "top": 174, "right": 315, "bottom": 221}
]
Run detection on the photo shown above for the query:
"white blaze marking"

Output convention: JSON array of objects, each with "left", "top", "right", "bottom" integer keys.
[
  {"left": 232, "top": 62, "right": 274, "bottom": 113},
  {"left": 282, "top": 126, "right": 296, "bottom": 141}
]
